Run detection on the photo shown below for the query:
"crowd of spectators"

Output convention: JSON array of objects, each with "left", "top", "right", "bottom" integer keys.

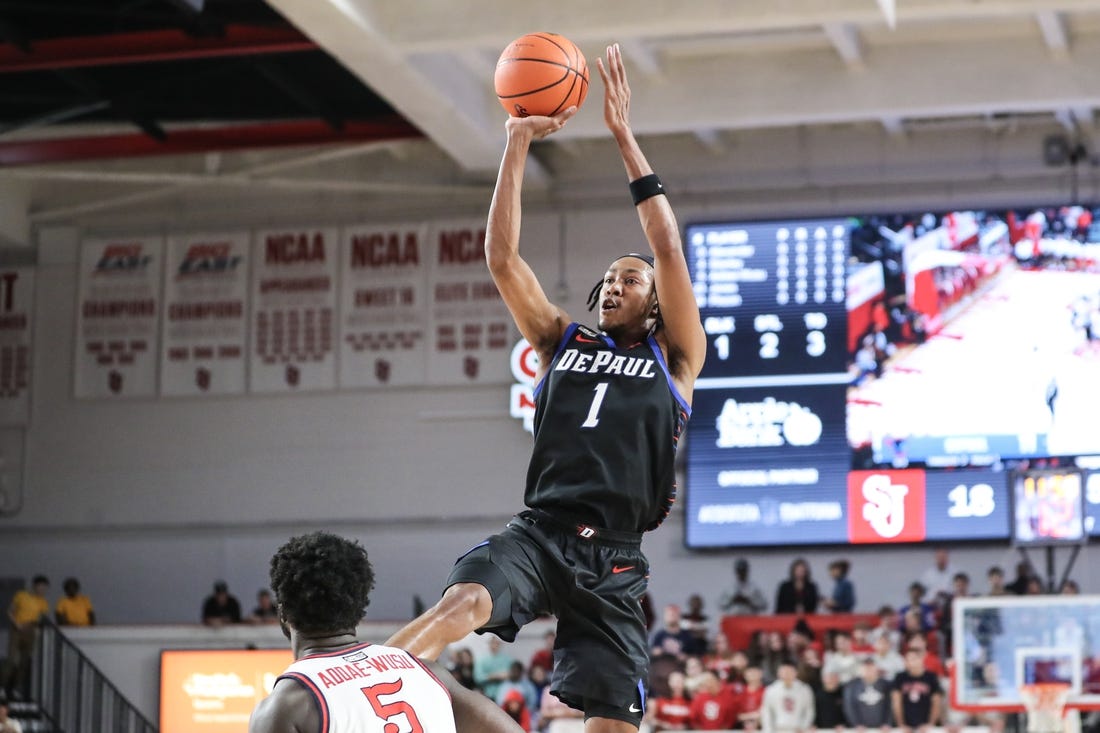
[
  {"left": 432, "top": 549, "right": 1081, "bottom": 731},
  {"left": 4, "top": 549, "right": 1084, "bottom": 730}
]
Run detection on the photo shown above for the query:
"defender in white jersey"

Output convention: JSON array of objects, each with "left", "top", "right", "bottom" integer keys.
[{"left": 249, "top": 532, "right": 523, "bottom": 733}]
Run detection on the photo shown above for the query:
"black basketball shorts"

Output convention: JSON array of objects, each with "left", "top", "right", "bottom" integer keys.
[{"left": 445, "top": 510, "right": 650, "bottom": 725}]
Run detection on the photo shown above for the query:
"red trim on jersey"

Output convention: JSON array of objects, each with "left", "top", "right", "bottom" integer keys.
[
  {"left": 299, "top": 641, "right": 374, "bottom": 661},
  {"left": 279, "top": 671, "right": 330, "bottom": 733},
  {"left": 410, "top": 654, "right": 452, "bottom": 702}
]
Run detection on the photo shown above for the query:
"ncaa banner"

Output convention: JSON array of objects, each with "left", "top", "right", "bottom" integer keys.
[
  {"left": 338, "top": 223, "right": 428, "bottom": 388},
  {"left": 75, "top": 237, "right": 163, "bottom": 398},
  {"left": 0, "top": 268, "right": 34, "bottom": 425},
  {"left": 426, "top": 218, "right": 514, "bottom": 385},
  {"left": 160, "top": 232, "right": 250, "bottom": 396},
  {"left": 249, "top": 227, "right": 338, "bottom": 393}
]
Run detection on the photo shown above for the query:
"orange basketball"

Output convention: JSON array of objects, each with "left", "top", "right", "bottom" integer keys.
[{"left": 494, "top": 33, "right": 589, "bottom": 118}]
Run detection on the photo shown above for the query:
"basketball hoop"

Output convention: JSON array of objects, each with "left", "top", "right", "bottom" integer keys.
[{"left": 1021, "top": 683, "right": 1072, "bottom": 733}]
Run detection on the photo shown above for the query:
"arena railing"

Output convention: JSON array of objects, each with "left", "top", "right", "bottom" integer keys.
[{"left": 33, "top": 617, "right": 157, "bottom": 733}]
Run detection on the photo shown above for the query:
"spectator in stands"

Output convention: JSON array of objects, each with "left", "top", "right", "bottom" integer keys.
[
  {"left": 823, "top": 630, "right": 861, "bottom": 685},
  {"left": 646, "top": 669, "right": 692, "bottom": 731},
  {"left": 1005, "top": 561, "right": 1036, "bottom": 595},
  {"left": 870, "top": 635, "right": 905, "bottom": 681},
  {"left": 814, "top": 670, "right": 846, "bottom": 730},
  {"left": 0, "top": 702, "right": 22, "bottom": 733},
  {"left": 891, "top": 647, "right": 943, "bottom": 731},
  {"left": 682, "top": 593, "right": 710, "bottom": 654},
  {"left": 649, "top": 635, "right": 686, "bottom": 699},
  {"left": 902, "top": 632, "right": 943, "bottom": 676},
  {"left": 787, "top": 619, "right": 816, "bottom": 661},
  {"left": 851, "top": 621, "right": 874, "bottom": 655},
  {"left": 940, "top": 572, "right": 969, "bottom": 654},
  {"left": 527, "top": 664, "right": 548, "bottom": 713},
  {"left": 704, "top": 632, "right": 741, "bottom": 681},
  {"left": 501, "top": 688, "right": 532, "bottom": 732},
  {"left": 738, "top": 666, "right": 767, "bottom": 731},
  {"left": 919, "top": 548, "right": 957, "bottom": 611},
  {"left": 474, "top": 635, "right": 516, "bottom": 701},
  {"left": 843, "top": 657, "right": 893, "bottom": 729},
  {"left": 1025, "top": 576, "right": 1045, "bottom": 595},
  {"left": 720, "top": 558, "right": 769, "bottom": 615},
  {"left": 2, "top": 575, "right": 49, "bottom": 702},
  {"left": 536, "top": 682, "right": 584, "bottom": 732},
  {"left": 762, "top": 662, "right": 815, "bottom": 733},
  {"left": 986, "top": 566, "right": 1006, "bottom": 596},
  {"left": 447, "top": 647, "right": 477, "bottom": 690},
  {"left": 898, "top": 582, "right": 936, "bottom": 633},
  {"left": 796, "top": 646, "right": 823, "bottom": 691},
  {"left": 652, "top": 604, "right": 702, "bottom": 656},
  {"left": 247, "top": 589, "right": 279, "bottom": 625},
  {"left": 55, "top": 577, "right": 95, "bottom": 627},
  {"left": 867, "top": 606, "right": 901, "bottom": 651},
  {"left": 201, "top": 580, "right": 242, "bottom": 626},
  {"left": 823, "top": 560, "right": 856, "bottom": 613},
  {"left": 496, "top": 660, "right": 539, "bottom": 715},
  {"left": 1062, "top": 579, "right": 1081, "bottom": 594},
  {"left": 683, "top": 655, "right": 710, "bottom": 697},
  {"left": 775, "top": 558, "right": 819, "bottom": 615},
  {"left": 528, "top": 630, "right": 554, "bottom": 676},
  {"left": 689, "top": 671, "right": 740, "bottom": 730},
  {"left": 753, "top": 630, "right": 790, "bottom": 683}
]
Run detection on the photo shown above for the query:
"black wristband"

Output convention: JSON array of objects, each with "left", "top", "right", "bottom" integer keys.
[{"left": 629, "top": 174, "right": 665, "bottom": 206}]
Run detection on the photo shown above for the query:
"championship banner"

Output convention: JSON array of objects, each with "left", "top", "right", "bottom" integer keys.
[
  {"left": 160, "top": 232, "right": 250, "bottom": 396},
  {"left": 338, "top": 223, "right": 428, "bottom": 388},
  {"left": 0, "top": 268, "right": 34, "bottom": 424},
  {"left": 75, "top": 237, "right": 163, "bottom": 398},
  {"left": 426, "top": 219, "right": 514, "bottom": 385},
  {"left": 249, "top": 227, "right": 338, "bottom": 393}
]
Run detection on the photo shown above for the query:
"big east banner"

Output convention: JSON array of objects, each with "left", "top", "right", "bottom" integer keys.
[
  {"left": 426, "top": 219, "right": 514, "bottom": 385},
  {"left": 339, "top": 224, "right": 427, "bottom": 388},
  {"left": 75, "top": 238, "right": 163, "bottom": 398},
  {"left": 161, "top": 232, "right": 250, "bottom": 396},
  {"left": 249, "top": 228, "right": 338, "bottom": 393}
]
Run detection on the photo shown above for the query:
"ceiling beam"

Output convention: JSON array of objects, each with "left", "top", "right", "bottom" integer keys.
[
  {"left": 375, "top": 0, "right": 1100, "bottom": 52},
  {"left": 1035, "top": 10, "right": 1069, "bottom": 58},
  {"left": 265, "top": 0, "right": 546, "bottom": 179},
  {"left": 0, "top": 25, "right": 316, "bottom": 74},
  {"left": 518, "top": 33, "right": 1100, "bottom": 142},
  {"left": 822, "top": 22, "right": 864, "bottom": 69},
  {"left": 0, "top": 117, "right": 422, "bottom": 166}
]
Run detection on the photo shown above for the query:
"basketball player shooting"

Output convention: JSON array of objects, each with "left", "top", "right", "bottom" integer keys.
[
  {"left": 386, "top": 44, "right": 706, "bottom": 731},
  {"left": 248, "top": 531, "right": 526, "bottom": 733}
]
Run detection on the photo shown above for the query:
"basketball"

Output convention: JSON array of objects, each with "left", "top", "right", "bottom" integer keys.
[{"left": 494, "top": 33, "right": 589, "bottom": 118}]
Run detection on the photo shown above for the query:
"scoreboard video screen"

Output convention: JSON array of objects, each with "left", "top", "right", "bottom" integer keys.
[{"left": 683, "top": 207, "right": 1100, "bottom": 548}]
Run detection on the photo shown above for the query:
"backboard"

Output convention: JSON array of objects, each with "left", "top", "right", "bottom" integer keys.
[{"left": 952, "top": 595, "right": 1100, "bottom": 712}]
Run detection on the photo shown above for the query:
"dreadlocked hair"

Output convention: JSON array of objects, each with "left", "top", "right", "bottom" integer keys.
[
  {"left": 269, "top": 531, "right": 375, "bottom": 634},
  {"left": 586, "top": 280, "right": 603, "bottom": 312}
]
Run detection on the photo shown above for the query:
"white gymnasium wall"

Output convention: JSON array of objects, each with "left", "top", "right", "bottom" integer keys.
[{"left": 1, "top": 193, "right": 1096, "bottom": 628}]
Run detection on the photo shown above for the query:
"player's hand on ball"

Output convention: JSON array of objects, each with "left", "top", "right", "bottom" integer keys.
[
  {"left": 596, "top": 43, "right": 631, "bottom": 134},
  {"left": 505, "top": 106, "right": 577, "bottom": 140}
]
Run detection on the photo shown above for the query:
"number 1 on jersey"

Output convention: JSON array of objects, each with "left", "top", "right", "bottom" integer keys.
[{"left": 580, "top": 382, "right": 609, "bottom": 428}]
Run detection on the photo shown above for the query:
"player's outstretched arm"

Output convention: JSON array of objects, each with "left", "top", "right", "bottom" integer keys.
[
  {"left": 248, "top": 681, "right": 313, "bottom": 733},
  {"left": 597, "top": 43, "right": 706, "bottom": 382},
  {"left": 485, "top": 109, "right": 576, "bottom": 358},
  {"left": 424, "top": 659, "right": 526, "bottom": 733}
]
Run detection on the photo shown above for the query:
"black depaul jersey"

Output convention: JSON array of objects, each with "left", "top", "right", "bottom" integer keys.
[{"left": 525, "top": 323, "right": 691, "bottom": 533}]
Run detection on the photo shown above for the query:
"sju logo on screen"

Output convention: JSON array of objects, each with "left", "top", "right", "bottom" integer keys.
[{"left": 848, "top": 470, "right": 926, "bottom": 543}]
